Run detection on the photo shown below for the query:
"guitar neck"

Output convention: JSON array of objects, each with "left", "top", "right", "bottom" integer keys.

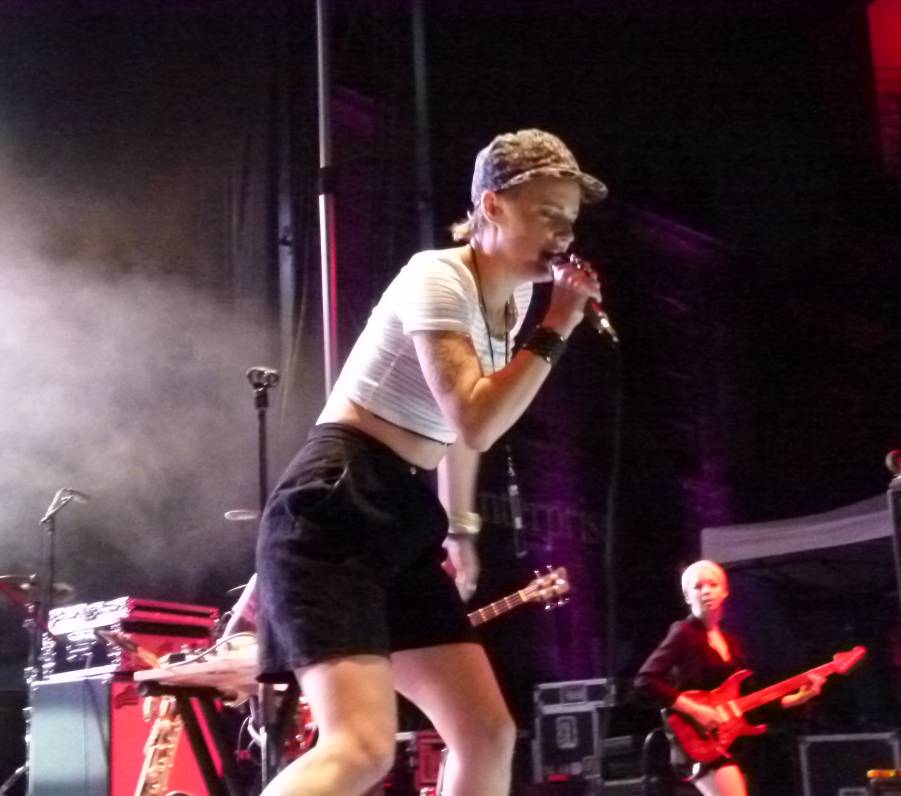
[
  {"left": 468, "top": 590, "right": 529, "bottom": 627},
  {"left": 736, "top": 660, "right": 837, "bottom": 713}
]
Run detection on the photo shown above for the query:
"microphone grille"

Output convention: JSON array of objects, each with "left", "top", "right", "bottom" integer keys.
[{"left": 886, "top": 450, "right": 901, "bottom": 476}]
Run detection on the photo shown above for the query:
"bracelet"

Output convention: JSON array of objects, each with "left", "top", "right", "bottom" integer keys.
[
  {"left": 447, "top": 511, "right": 482, "bottom": 537},
  {"left": 522, "top": 325, "right": 567, "bottom": 366}
]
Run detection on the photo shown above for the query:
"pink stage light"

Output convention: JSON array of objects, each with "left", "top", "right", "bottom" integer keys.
[{"left": 868, "top": 0, "right": 901, "bottom": 178}]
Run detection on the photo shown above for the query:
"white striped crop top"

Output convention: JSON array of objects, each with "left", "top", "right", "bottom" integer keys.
[{"left": 319, "top": 248, "right": 533, "bottom": 444}]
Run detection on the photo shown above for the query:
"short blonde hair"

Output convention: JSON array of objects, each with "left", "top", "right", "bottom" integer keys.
[
  {"left": 680, "top": 560, "right": 728, "bottom": 600},
  {"left": 449, "top": 205, "right": 488, "bottom": 243}
]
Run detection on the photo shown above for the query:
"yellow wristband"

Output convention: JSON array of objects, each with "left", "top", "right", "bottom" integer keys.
[{"left": 448, "top": 511, "right": 482, "bottom": 536}]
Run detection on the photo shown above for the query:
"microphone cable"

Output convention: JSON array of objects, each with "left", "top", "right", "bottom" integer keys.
[{"left": 597, "top": 337, "right": 625, "bottom": 795}]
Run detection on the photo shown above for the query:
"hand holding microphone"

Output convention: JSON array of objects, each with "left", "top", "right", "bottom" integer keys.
[
  {"left": 544, "top": 254, "right": 619, "bottom": 344},
  {"left": 569, "top": 254, "right": 620, "bottom": 345}
]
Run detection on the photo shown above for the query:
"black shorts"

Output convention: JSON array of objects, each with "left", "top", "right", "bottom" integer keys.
[
  {"left": 669, "top": 735, "right": 749, "bottom": 779},
  {"left": 255, "top": 423, "right": 476, "bottom": 681}
]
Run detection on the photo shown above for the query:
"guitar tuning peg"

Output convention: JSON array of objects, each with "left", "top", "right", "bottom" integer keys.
[{"left": 533, "top": 569, "right": 541, "bottom": 579}]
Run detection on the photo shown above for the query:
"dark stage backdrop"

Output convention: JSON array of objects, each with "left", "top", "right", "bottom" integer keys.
[{"left": 0, "top": 3, "right": 899, "bottom": 765}]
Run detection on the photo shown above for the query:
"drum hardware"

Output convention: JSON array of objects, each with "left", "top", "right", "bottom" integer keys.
[
  {"left": 0, "top": 574, "right": 76, "bottom": 606},
  {"left": 223, "top": 509, "right": 260, "bottom": 523}
]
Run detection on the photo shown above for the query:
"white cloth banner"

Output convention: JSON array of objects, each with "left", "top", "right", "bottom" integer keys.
[{"left": 701, "top": 494, "right": 891, "bottom": 564}]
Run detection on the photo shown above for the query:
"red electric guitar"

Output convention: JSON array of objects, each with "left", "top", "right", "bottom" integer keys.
[{"left": 666, "top": 645, "right": 867, "bottom": 764}]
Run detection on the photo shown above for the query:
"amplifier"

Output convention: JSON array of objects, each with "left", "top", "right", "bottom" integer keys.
[
  {"left": 0, "top": 690, "right": 25, "bottom": 796},
  {"left": 534, "top": 679, "right": 617, "bottom": 713},
  {"left": 42, "top": 597, "right": 219, "bottom": 675},
  {"left": 871, "top": 778, "right": 901, "bottom": 796},
  {"left": 799, "top": 733, "right": 901, "bottom": 796},
  {"left": 531, "top": 678, "right": 616, "bottom": 785},
  {"left": 28, "top": 674, "right": 218, "bottom": 796}
]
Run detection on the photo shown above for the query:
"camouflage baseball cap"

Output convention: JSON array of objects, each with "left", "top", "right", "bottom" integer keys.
[{"left": 470, "top": 129, "right": 608, "bottom": 206}]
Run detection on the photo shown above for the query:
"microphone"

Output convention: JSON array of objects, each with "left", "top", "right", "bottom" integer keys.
[
  {"left": 584, "top": 299, "right": 620, "bottom": 345},
  {"left": 246, "top": 366, "right": 280, "bottom": 389},
  {"left": 554, "top": 253, "right": 620, "bottom": 345},
  {"left": 40, "top": 487, "right": 90, "bottom": 524}
]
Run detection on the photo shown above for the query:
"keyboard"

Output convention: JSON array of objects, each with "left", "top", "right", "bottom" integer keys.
[{"left": 133, "top": 643, "right": 259, "bottom": 695}]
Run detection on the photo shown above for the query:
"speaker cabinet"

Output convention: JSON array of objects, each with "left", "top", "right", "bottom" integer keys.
[
  {"left": 29, "top": 674, "right": 213, "bottom": 796},
  {"left": 798, "top": 733, "right": 901, "bottom": 796},
  {"left": 0, "top": 689, "right": 25, "bottom": 796}
]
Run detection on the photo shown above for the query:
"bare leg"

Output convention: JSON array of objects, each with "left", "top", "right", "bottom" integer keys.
[
  {"left": 261, "top": 655, "right": 397, "bottom": 796},
  {"left": 694, "top": 763, "right": 748, "bottom": 796},
  {"left": 391, "top": 642, "right": 516, "bottom": 796}
]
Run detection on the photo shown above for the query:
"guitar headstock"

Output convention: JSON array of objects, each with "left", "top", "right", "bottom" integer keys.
[
  {"left": 96, "top": 628, "right": 138, "bottom": 652},
  {"left": 832, "top": 645, "right": 867, "bottom": 674},
  {"left": 524, "top": 566, "right": 570, "bottom": 610},
  {"left": 96, "top": 628, "right": 161, "bottom": 668}
]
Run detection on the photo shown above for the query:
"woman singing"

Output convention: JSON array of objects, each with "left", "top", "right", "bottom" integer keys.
[
  {"left": 634, "top": 560, "right": 822, "bottom": 796},
  {"left": 255, "top": 129, "right": 608, "bottom": 796}
]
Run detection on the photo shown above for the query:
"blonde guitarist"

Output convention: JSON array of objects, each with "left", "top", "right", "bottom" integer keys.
[{"left": 633, "top": 560, "right": 825, "bottom": 796}]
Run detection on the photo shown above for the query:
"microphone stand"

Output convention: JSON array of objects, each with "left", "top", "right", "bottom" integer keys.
[
  {"left": 244, "top": 367, "right": 281, "bottom": 787},
  {"left": 1, "top": 489, "right": 84, "bottom": 796},
  {"left": 247, "top": 369, "right": 279, "bottom": 516},
  {"left": 29, "top": 489, "right": 76, "bottom": 682}
]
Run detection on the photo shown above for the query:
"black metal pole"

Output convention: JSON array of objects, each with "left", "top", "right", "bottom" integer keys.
[
  {"left": 255, "top": 387, "right": 270, "bottom": 515},
  {"left": 34, "top": 514, "right": 56, "bottom": 681},
  {"left": 885, "top": 451, "right": 901, "bottom": 618},
  {"left": 411, "top": 0, "right": 435, "bottom": 250},
  {"left": 32, "top": 488, "right": 76, "bottom": 681},
  {"left": 245, "top": 367, "right": 280, "bottom": 787},
  {"left": 316, "top": 0, "right": 339, "bottom": 396}
]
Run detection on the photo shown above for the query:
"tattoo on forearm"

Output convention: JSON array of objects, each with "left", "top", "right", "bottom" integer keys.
[{"left": 428, "top": 334, "right": 468, "bottom": 394}]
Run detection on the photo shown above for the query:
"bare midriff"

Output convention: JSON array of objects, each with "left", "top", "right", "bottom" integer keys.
[{"left": 317, "top": 396, "right": 450, "bottom": 470}]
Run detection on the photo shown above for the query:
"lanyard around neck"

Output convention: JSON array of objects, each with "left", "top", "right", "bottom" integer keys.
[
  {"left": 469, "top": 244, "right": 510, "bottom": 371},
  {"left": 467, "top": 244, "right": 527, "bottom": 557}
]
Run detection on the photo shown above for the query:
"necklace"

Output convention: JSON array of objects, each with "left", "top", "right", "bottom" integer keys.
[
  {"left": 469, "top": 245, "right": 527, "bottom": 558},
  {"left": 469, "top": 248, "right": 510, "bottom": 369}
]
